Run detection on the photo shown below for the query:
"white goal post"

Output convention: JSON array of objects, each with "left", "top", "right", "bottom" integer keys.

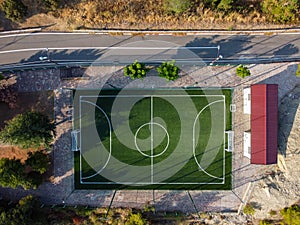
[
  {"left": 225, "top": 131, "right": 234, "bottom": 152},
  {"left": 71, "top": 129, "right": 80, "bottom": 151}
]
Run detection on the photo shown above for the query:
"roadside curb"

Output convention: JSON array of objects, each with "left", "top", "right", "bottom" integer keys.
[
  {"left": 0, "top": 28, "right": 42, "bottom": 35},
  {"left": 71, "top": 28, "right": 300, "bottom": 36},
  {"left": 1, "top": 27, "right": 300, "bottom": 36}
]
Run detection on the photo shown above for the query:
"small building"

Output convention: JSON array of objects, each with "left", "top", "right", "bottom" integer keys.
[{"left": 250, "top": 84, "right": 278, "bottom": 165}]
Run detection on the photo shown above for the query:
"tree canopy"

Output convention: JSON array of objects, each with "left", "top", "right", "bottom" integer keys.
[{"left": 0, "top": 111, "right": 55, "bottom": 149}]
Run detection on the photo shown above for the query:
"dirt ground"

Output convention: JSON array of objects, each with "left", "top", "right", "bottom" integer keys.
[{"left": 0, "top": 91, "right": 54, "bottom": 161}]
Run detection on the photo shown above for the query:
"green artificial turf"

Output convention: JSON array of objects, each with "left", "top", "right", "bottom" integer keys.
[{"left": 73, "top": 88, "right": 232, "bottom": 190}]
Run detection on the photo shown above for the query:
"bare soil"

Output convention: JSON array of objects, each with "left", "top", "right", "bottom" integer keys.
[{"left": 0, "top": 91, "right": 54, "bottom": 161}]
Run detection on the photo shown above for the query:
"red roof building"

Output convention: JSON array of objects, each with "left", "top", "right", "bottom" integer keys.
[{"left": 251, "top": 84, "right": 278, "bottom": 165}]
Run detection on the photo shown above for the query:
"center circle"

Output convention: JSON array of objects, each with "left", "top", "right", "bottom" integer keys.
[{"left": 134, "top": 122, "right": 170, "bottom": 158}]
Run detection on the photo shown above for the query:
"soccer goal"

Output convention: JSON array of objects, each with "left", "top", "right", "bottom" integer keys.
[{"left": 225, "top": 131, "right": 234, "bottom": 152}]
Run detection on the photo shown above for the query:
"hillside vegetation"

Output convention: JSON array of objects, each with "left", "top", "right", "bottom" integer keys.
[{"left": 0, "top": 0, "right": 299, "bottom": 31}]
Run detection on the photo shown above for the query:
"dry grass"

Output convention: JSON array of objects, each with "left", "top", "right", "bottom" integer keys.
[{"left": 0, "top": 0, "right": 299, "bottom": 31}]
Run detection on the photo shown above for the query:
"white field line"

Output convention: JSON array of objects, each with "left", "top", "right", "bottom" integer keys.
[
  {"left": 80, "top": 95, "right": 225, "bottom": 97},
  {"left": 79, "top": 99, "right": 82, "bottom": 182},
  {"left": 80, "top": 100, "right": 112, "bottom": 180},
  {"left": 151, "top": 96, "right": 153, "bottom": 184},
  {"left": 0, "top": 46, "right": 219, "bottom": 54},
  {"left": 223, "top": 96, "right": 226, "bottom": 181},
  {"left": 80, "top": 94, "right": 226, "bottom": 185},
  {"left": 80, "top": 181, "right": 225, "bottom": 185}
]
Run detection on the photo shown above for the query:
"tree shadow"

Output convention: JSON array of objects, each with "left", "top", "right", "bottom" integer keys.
[
  {"left": 183, "top": 35, "right": 255, "bottom": 62},
  {"left": 273, "top": 44, "right": 299, "bottom": 57},
  {"left": 19, "top": 48, "right": 104, "bottom": 64},
  {"left": 154, "top": 190, "right": 225, "bottom": 213}
]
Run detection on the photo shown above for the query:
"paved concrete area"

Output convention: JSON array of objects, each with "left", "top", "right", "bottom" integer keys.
[{"left": 0, "top": 62, "right": 299, "bottom": 213}]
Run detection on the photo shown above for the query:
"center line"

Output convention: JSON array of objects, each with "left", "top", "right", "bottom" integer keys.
[{"left": 151, "top": 96, "right": 153, "bottom": 184}]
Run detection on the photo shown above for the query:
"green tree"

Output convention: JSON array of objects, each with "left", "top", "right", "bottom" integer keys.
[
  {"left": 0, "top": 0, "right": 27, "bottom": 22},
  {"left": 261, "top": 0, "right": 299, "bottom": 24},
  {"left": 157, "top": 60, "right": 180, "bottom": 81},
  {"left": 0, "top": 158, "right": 25, "bottom": 189},
  {"left": 0, "top": 195, "right": 46, "bottom": 225},
  {"left": 280, "top": 204, "right": 300, "bottom": 225},
  {"left": 0, "top": 111, "right": 55, "bottom": 149},
  {"left": 163, "top": 0, "right": 191, "bottom": 15},
  {"left": 124, "top": 60, "right": 150, "bottom": 80},
  {"left": 236, "top": 65, "right": 251, "bottom": 78},
  {"left": 25, "top": 151, "right": 49, "bottom": 174},
  {"left": 0, "top": 157, "right": 44, "bottom": 190}
]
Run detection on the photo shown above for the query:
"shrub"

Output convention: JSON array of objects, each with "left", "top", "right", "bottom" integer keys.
[
  {"left": 269, "top": 209, "right": 277, "bottom": 216},
  {"left": 296, "top": 64, "right": 300, "bottom": 77},
  {"left": 236, "top": 65, "right": 251, "bottom": 78},
  {"left": 0, "top": 73, "right": 4, "bottom": 80},
  {"left": 125, "top": 212, "right": 147, "bottom": 225},
  {"left": 217, "top": 0, "right": 234, "bottom": 12},
  {"left": 0, "top": 111, "right": 55, "bottom": 149},
  {"left": 259, "top": 220, "right": 272, "bottom": 225},
  {"left": 243, "top": 204, "right": 255, "bottom": 216},
  {"left": 163, "top": 0, "right": 191, "bottom": 15},
  {"left": 124, "top": 60, "right": 149, "bottom": 80},
  {"left": 0, "top": 0, "right": 27, "bottom": 22},
  {"left": 41, "top": 0, "right": 61, "bottom": 11},
  {"left": 25, "top": 151, "right": 49, "bottom": 174},
  {"left": 0, "top": 158, "right": 25, "bottom": 189},
  {"left": 0, "top": 157, "right": 44, "bottom": 190},
  {"left": 157, "top": 60, "right": 180, "bottom": 81},
  {"left": 261, "top": 0, "right": 299, "bottom": 24},
  {"left": 280, "top": 204, "right": 300, "bottom": 225}
]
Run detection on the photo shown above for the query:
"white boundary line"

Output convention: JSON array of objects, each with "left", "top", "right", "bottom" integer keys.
[
  {"left": 80, "top": 95, "right": 225, "bottom": 97},
  {"left": 79, "top": 94, "right": 226, "bottom": 185},
  {"left": 81, "top": 181, "right": 225, "bottom": 185}
]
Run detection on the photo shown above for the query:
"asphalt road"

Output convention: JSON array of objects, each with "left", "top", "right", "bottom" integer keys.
[{"left": 0, "top": 32, "right": 299, "bottom": 70}]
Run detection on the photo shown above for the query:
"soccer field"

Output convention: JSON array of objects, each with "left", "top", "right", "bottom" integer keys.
[{"left": 73, "top": 88, "right": 232, "bottom": 190}]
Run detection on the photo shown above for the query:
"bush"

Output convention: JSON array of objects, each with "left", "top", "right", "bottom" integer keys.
[
  {"left": 125, "top": 212, "right": 147, "bottom": 225},
  {"left": 217, "top": 0, "right": 234, "bottom": 12},
  {"left": 0, "top": 0, "right": 27, "bottom": 22},
  {"left": 41, "top": 0, "right": 61, "bottom": 11},
  {"left": 157, "top": 60, "right": 180, "bottom": 81},
  {"left": 124, "top": 60, "right": 149, "bottom": 80},
  {"left": 261, "top": 0, "right": 299, "bottom": 24},
  {"left": 236, "top": 65, "right": 251, "bottom": 78},
  {"left": 0, "top": 157, "right": 44, "bottom": 190},
  {"left": 296, "top": 64, "right": 300, "bottom": 77},
  {"left": 0, "top": 195, "right": 46, "bottom": 225},
  {"left": 259, "top": 220, "right": 272, "bottom": 225},
  {"left": 163, "top": 0, "right": 191, "bottom": 15},
  {"left": 25, "top": 151, "right": 49, "bottom": 174},
  {"left": 280, "top": 204, "right": 300, "bottom": 225},
  {"left": 243, "top": 204, "right": 255, "bottom": 216},
  {"left": 0, "top": 74, "right": 4, "bottom": 81},
  {"left": 0, "top": 158, "right": 25, "bottom": 189},
  {"left": 0, "top": 111, "right": 55, "bottom": 149}
]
